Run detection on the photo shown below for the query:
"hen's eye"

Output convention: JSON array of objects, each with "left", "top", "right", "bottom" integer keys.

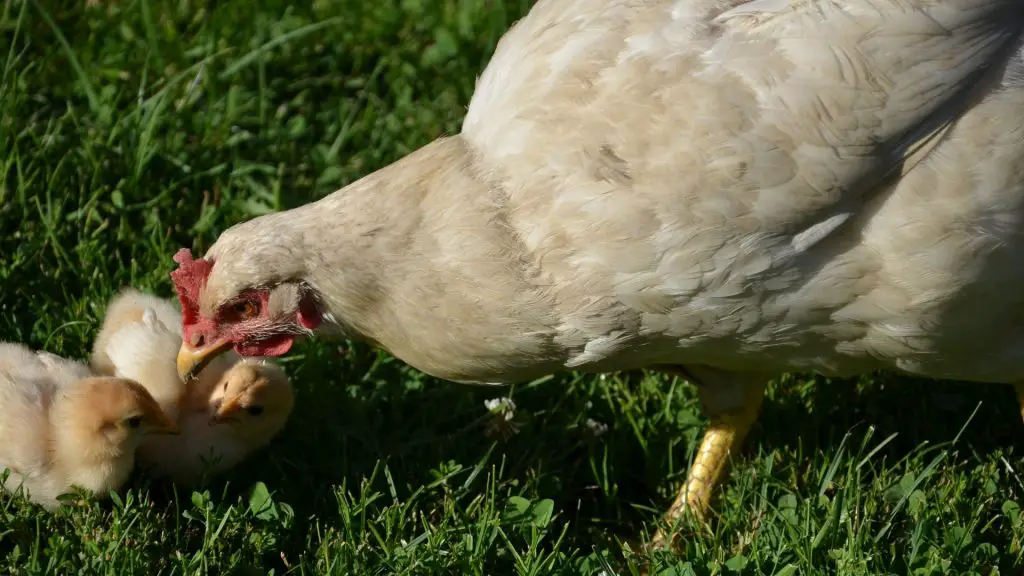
[
  {"left": 233, "top": 300, "right": 259, "bottom": 318},
  {"left": 125, "top": 416, "right": 143, "bottom": 429},
  {"left": 246, "top": 406, "right": 265, "bottom": 417}
]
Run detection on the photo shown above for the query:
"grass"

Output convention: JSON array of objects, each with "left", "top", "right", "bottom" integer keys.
[{"left": 1, "top": 0, "right": 1024, "bottom": 573}]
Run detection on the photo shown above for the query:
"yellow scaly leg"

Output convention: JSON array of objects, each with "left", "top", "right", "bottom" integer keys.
[{"left": 649, "top": 365, "right": 768, "bottom": 550}]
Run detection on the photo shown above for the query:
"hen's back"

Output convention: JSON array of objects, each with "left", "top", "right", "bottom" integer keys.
[{"left": 458, "top": 0, "right": 1024, "bottom": 382}]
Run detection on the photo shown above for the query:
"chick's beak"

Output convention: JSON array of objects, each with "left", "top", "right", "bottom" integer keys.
[
  {"left": 212, "top": 395, "right": 243, "bottom": 424},
  {"left": 176, "top": 339, "right": 231, "bottom": 383}
]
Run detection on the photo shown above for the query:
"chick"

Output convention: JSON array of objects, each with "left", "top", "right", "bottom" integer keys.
[
  {"left": 101, "top": 307, "right": 189, "bottom": 422},
  {"left": 93, "top": 289, "right": 237, "bottom": 421},
  {"left": 94, "top": 290, "right": 294, "bottom": 486},
  {"left": 0, "top": 343, "right": 92, "bottom": 385},
  {"left": 35, "top": 350, "right": 94, "bottom": 382},
  {"left": 137, "top": 359, "right": 294, "bottom": 486},
  {"left": 91, "top": 288, "right": 186, "bottom": 377},
  {"left": 0, "top": 343, "right": 177, "bottom": 509}
]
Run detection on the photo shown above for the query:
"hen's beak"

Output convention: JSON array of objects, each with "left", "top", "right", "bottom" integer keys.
[
  {"left": 212, "top": 395, "right": 243, "bottom": 423},
  {"left": 176, "top": 339, "right": 231, "bottom": 383}
]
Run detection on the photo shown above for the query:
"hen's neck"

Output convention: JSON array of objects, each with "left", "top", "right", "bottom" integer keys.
[
  {"left": 301, "top": 136, "right": 498, "bottom": 336},
  {"left": 300, "top": 136, "right": 562, "bottom": 382}
]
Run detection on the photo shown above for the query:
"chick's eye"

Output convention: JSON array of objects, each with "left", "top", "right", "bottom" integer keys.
[
  {"left": 125, "top": 416, "right": 143, "bottom": 429},
  {"left": 233, "top": 300, "right": 259, "bottom": 318},
  {"left": 246, "top": 405, "right": 265, "bottom": 417}
]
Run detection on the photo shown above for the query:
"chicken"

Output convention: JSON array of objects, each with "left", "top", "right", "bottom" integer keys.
[
  {"left": 136, "top": 359, "right": 294, "bottom": 486},
  {"left": 33, "top": 351, "right": 94, "bottom": 382},
  {"left": 100, "top": 307, "right": 189, "bottom": 422},
  {"left": 91, "top": 289, "right": 182, "bottom": 374},
  {"left": 94, "top": 290, "right": 293, "bottom": 485},
  {"left": 92, "top": 288, "right": 241, "bottom": 419},
  {"left": 0, "top": 343, "right": 177, "bottom": 509},
  {"left": 168, "top": 0, "right": 1024, "bottom": 547}
]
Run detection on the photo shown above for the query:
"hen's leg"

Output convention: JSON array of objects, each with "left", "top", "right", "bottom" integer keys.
[{"left": 650, "top": 365, "right": 769, "bottom": 549}]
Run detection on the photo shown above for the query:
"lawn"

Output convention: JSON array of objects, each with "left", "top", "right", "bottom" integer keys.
[{"left": 2, "top": 0, "right": 1024, "bottom": 574}]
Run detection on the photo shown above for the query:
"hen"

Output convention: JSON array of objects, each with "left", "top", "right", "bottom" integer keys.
[
  {"left": 169, "top": 0, "right": 1024, "bottom": 544},
  {"left": 0, "top": 343, "right": 176, "bottom": 509}
]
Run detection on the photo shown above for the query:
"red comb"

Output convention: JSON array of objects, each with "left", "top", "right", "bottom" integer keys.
[{"left": 169, "top": 248, "right": 214, "bottom": 325}]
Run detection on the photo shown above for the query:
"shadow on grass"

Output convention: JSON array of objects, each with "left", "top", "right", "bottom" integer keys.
[
  {"left": 3, "top": 328, "right": 1019, "bottom": 574},
  {"left": 155, "top": 351, "right": 1024, "bottom": 572},
  {"left": 758, "top": 371, "right": 1022, "bottom": 469}
]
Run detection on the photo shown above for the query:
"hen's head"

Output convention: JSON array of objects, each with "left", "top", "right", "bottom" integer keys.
[{"left": 170, "top": 245, "right": 323, "bottom": 382}]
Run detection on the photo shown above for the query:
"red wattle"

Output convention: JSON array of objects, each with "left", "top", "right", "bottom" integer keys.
[{"left": 237, "top": 335, "right": 294, "bottom": 357}]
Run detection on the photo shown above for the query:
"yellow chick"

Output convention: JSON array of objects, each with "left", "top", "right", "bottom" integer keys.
[
  {"left": 137, "top": 359, "right": 294, "bottom": 486},
  {"left": 92, "top": 288, "right": 237, "bottom": 421},
  {"left": 34, "top": 350, "right": 94, "bottom": 382},
  {"left": 90, "top": 288, "right": 186, "bottom": 377},
  {"left": 93, "top": 290, "right": 294, "bottom": 486},
  {"left": 0, "top": 343, "right": 177, "bottom": 509},
  {"left": 100, "top": 307, "right": 189, "bottom": 422}
]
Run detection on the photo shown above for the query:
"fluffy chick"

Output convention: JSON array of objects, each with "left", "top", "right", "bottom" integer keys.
[
  {"left": 137, "top": 359, "right": 294, "bottom": 486},
  {"left": 0, "top": 343, "right": 92, "bottom": 385},
  {"left": 94, "top": 290, "right": 294, "bottom": 486},
  {"left": 93, "top": 289, "right": 237, "bottom": 421},
  {"left": 101, "top": 308, "right": 189, "bottom": 422},
  {"left": 0, "top": 343, "right": 177, "bottom": 509},
  {"left": 91, "top": 288, "right": 186, "bottom": 377}
]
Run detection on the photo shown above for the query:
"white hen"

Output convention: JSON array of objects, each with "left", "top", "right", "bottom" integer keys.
[{"left": 167, "top": 0, "right": 1024, "bottom": 543}]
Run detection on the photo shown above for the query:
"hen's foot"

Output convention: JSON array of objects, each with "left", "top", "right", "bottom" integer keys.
[{"left": 648, "top": 365, "right": 768, "bottom": 551}]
